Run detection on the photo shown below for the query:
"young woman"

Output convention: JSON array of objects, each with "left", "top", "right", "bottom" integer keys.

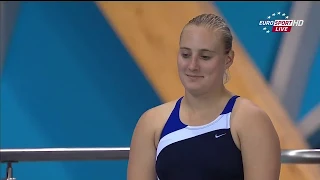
[{"left": 127, "top": 13, "right": 281, "bottom": 180}]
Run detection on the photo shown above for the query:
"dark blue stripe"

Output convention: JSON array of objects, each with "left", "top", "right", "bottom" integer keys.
[
  {"left": 159, "top": 97, "right": 187, "bottom": 139},
  {"left": 221, "top": 95, "right": 240, "bottom": 114}
]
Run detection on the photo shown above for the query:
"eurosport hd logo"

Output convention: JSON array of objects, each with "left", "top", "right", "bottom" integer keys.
[{"left": 259, "top": 12, "right": 304, "bottom": 33}]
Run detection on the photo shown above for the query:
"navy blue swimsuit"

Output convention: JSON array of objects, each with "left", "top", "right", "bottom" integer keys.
[{"left": 156, "top": 95, "right": 244, "bottom": 180}]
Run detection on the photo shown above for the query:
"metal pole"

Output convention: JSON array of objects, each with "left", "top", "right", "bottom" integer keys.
[
  {"left": 0, "top": 147, "right": 319, "bottom": 180},
  {"left": 3, "top": 162, "right": 16, "bottom": 180}
]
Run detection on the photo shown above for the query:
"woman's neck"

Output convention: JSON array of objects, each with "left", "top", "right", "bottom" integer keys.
[{"left": 183, "top": 86, "right": 232, "bottom": 112}]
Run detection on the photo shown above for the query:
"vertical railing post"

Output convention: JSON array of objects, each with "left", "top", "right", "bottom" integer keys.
[{"left": 3, "top": 162, "right": 16, "bottom": 180}]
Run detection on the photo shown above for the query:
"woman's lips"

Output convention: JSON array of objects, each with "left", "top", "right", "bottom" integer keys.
[{"left": 186, "top": 74, "right": 204, "bottom": 80}]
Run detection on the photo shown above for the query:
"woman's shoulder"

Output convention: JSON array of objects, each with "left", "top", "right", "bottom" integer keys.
[
  {"left": 147, "top": 98, "right": 179, "bottom": 114},
  {"left": 232, "top": 96, "right": 278, "bottom": 138},
  {"left": 233, "top": 97, "right": 268, "bottom": 117},
  {"left": 137, "top": 98, "right": 182, "bottom": 130},
  {"left": 133, "top": 98, "right": 182, "bottom": 147}
]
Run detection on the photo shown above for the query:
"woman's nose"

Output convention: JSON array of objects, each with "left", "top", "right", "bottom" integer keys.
[{"left": 188, "top": 58, "right": 200, "bottom": 71}]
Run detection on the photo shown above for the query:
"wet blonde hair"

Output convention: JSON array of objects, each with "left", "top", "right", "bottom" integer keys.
[{"left": 181, "top": 14, "right": 233, "bottom": 83}]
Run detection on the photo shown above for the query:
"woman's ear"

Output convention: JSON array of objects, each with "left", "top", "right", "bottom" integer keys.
[{"left": 225, "top": 50, "right": 234, "bottom": 69}]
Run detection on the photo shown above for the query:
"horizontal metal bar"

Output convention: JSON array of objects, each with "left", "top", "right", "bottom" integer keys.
[
  {"left": 1, "top": 148, "right": 320, "bottom": 164},
  {"left": 281, "top": 149, "right": 320, "bottom": 164},
  {"left": 0, "top": 147, "right": 130, "bottom": 162}
]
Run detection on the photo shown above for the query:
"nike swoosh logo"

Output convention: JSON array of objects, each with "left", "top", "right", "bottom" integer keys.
[{"left": 215, "top": 133, "right": 226, "bottom": 138}]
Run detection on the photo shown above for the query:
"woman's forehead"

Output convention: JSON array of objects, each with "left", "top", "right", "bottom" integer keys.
[{"left": 180, "top": 25, "right": 223, "bottom": 51}]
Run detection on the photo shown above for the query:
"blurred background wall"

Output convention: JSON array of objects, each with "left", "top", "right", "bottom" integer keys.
[
  {"left": 214, "top": 1, "right": 320, "bottom": 146},
  {"left": 0, "top": 1, "right": 319, "bottom": 180}
]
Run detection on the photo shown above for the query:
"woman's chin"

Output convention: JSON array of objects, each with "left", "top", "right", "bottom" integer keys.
[{"left": 184, "top": 84, "right": 205, "bottom": 94}]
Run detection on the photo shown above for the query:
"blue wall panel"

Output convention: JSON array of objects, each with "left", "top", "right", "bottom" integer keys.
[
  {"left": 1, "top": 2, "right": 161, "bottom": 180},
  {"left": 214, "top": 2, "right": 292, "bottom": 80}
]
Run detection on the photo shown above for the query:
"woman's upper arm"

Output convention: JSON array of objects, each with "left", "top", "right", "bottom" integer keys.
[
  {"left": 127, "top": 110, "right": 157, "bottom": 180},
  {"left": 237, "top": 106, "right": 281, "bottom": 180}
]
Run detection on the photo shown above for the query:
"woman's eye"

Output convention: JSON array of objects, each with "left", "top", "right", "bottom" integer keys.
[
  {"left": 201, "top": 56, "right": 210, "bottom": 60},
  {"left": 182, "top": 54, "right": 190, "bottom": 58}
]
